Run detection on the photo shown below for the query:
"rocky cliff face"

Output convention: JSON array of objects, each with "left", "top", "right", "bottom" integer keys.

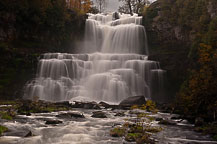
[
  {"left": 143, "top": 2, "right": 189, "bottom": 99},
  {"left": 142, "top": 0, "right": 217, "bottom": 99}
]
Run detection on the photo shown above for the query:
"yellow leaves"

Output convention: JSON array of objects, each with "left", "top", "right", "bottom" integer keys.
[{"left": 82, "top": 0, "right": 92, "bottom": 13}]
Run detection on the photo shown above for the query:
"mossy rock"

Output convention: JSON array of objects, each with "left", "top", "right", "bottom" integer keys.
[
  {"left": 125, "top": 133, "right": 143, "bottom": 142},
  {"left": 128, "top": 125, "right": 144, "bottom": 133},
  {"left": 144, "top": 126, "right": 162, "bottom": 133},
  {"left": 136, "top": 133, "right": 155, "bottom": 144},
  {"left": 110, "top": 127, "right": 126, "bottom": 137}
]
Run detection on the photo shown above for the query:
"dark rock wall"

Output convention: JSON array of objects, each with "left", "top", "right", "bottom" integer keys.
[{"left": 143, "top": 0, "right": 217, "bottom": 101}]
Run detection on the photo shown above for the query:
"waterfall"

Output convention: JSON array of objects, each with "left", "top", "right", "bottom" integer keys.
[{"left": 24, "top": 13, "right": 166, "bottom": 103}]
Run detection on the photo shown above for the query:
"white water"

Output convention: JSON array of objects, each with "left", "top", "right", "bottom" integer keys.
[
  {"left": 1, "top": 109, "right": 215, "bottom": 144},
  {"left": 24, "top": 13, "right": 166, "bottom": 103}
]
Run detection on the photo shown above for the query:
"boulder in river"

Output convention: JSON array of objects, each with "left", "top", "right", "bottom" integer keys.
[
  {"left": 119, "top": 96, "right": 146, "bottom": 108},
  {"left": 45, "top": 119, "right": 63, "bottom": 125},
  {"left": 72, "top": 101, "right": 101, "bottom": 109},
  {"left": 115, "top": 112, "right": 125, "bottom": 117},
  {"left": 55, "top": 101, "right": 71, "bottom": 107},
  {"left": 98, "top": 101, "right": 119, "bottom": 110},
  {"left": 155, "top": 117, "right": 163, "bottom": 121},
  {"left": 91, "top": 111, "right": 107, "bottom": 118},
  {"left": 99, "top": 101, "right": 111, "bottom": 108},
  {"left": 159, "top": 119, "right": 176, "bottom": 125},
  {"left": 4, "top": 129, "right": 33, "bottom": 137},
  {"left": 25, "top": 131, "right": 33, "bottom": 137},
  {"left": 56, "top": 112, "right": 85, "bottom": 119}
]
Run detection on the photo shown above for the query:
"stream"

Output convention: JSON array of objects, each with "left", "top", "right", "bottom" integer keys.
[{"left": 1, "top": 107, "right": 216, "bottom": 144}]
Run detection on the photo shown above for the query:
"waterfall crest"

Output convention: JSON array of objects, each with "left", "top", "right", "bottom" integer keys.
[{"left": 24, "top": 13, "right": 165, "bottom": 103}]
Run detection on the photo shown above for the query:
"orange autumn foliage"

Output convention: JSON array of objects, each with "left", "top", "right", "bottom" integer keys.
[
  {"left": 176, "top": 43, "right": 217, "bottom": 120},
  {"left": 67, "top": 0, "right": 92, "bottom": 14}
]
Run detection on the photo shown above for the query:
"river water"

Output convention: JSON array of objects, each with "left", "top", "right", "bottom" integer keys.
[{"left": 0, "top": 108, "right": 216, "bottom": 144}]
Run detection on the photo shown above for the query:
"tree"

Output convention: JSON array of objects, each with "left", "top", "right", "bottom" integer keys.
[
  {"left": 67, "top": 0, "right": 92, "bottom": 14},
  {"left": 176, "top": 43, "right": 217, "bottom": 121},
  {"left": 95, "top": 0, "right": 107, "bottom": 13},
  {"left": 119, "top": 0, "right": 133, "bottom": 14},
  {"left": 119, "top": 0, "right": 149, "bottom": 15}
]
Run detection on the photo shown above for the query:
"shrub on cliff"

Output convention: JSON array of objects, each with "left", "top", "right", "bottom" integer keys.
[{"left": 176, "top": 43, "right": 217, "bottom": 121}]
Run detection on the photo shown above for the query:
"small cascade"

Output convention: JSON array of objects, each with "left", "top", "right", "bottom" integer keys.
[
  {"left": 83, "top": 13, "right": 148, "bottom": 54},
  {"left": 24, "top": 13, "right": 166, "bottom": 103}
]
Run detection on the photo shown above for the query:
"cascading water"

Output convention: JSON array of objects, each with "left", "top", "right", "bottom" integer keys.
[{"left": 24, "top": 13, "right": 166, "bottom": 103}]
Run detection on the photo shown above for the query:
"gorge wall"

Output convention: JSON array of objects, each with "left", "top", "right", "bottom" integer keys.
[{"left": 143, "top": 0, "right": 217, "bottom": 99}]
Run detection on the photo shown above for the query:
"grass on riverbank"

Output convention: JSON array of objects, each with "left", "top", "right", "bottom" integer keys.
[{"left": 0, "top": 125, "right": 8, "bottom": 136}]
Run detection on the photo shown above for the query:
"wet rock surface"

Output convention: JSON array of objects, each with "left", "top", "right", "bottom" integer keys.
[
  {"left": 45, "top": 119, "right": 63, "bottom": 125},
  {"left": 56, "top": 112, "right": 85, "bottom": 119},
  {"left": 4, "top": 129, "right": 32, "bottom": 137},
  {"left": 91, "top": 111, "right": 107, "bottom": 118},
  {"left": 159, "top": 119, "right": 177, "bottom": 125},
  {"left": 119, "top": 96, "right": 146, "bottom": 108},
  {"left": 114, "top": 112, "right": 125, "bottom": 117},
  {"left": 71, "top": 101, "right": 101, "bottom": 109}
]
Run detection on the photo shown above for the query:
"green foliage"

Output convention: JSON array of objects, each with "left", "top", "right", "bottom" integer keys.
[
  {"left": 0, "top": 112, "right": 13, "bottom": 120},
  {"left": 0, "top": 125, "right": 8, "bottom": 136}
]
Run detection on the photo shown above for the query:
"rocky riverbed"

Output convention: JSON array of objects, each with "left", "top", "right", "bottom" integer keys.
[{"left": 0, "top": 100, "right": 216, "bottom": 144}]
